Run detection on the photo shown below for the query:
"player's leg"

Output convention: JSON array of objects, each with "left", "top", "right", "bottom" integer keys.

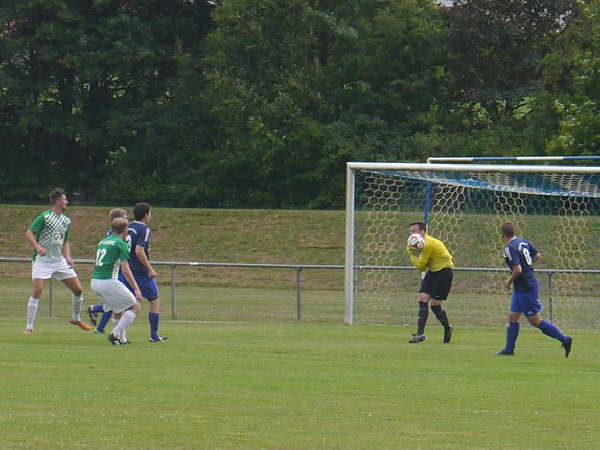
[
  {"left": 429, "top": 268, "right": 453, "bottom": 343},
  {"left": 409, "top": 292, "right": 430, "bottom": 343},
  {"left": 61, "top": 275, "right": 92, "bottom": 331},
  {"left": 87, "top": 303, "right": 104, "bottom": 327},
  {"left": 527, "top": 313, "right": 572, "bottom": 357},
  {"left": 96, "top": 280, "right": 137, "bottom": 345},
  {"left": 111, "top": 302, "right": 140, "bottom": 344},
  {"left": 26, "top": 278, "right": 44, "bottom": 333},
  {"left": 94, "top": 309, "right": 113, "bottom": 334},
  {"left": 498, "top": 291, "right": 526, "bottom": 355},
  {"left": 142, "top": 278, "right": 167, "bottom": 342},
  {"left": 430, "top": 300, "right": 452, "bottom": 343}
]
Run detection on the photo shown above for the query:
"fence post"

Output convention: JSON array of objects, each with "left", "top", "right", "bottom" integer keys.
[
  {"left": 171, "top": 264, "right": 176, "bottom": 319},
  {"left": 548, "top": 271, "right": 554, "bottom": 323},
  {"left": 49, "top": 277, "right": 53, "bottom": 317},
  {"left": 295, "top": 266, "right": 302, "bottom": 321}
]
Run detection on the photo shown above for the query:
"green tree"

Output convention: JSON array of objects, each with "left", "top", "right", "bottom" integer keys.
[
  {"left": 0, "top": 0, "right": 211, "bottom": 202},
  {"left": 544, "top": 0, "right": 600, "bottom": 155}
]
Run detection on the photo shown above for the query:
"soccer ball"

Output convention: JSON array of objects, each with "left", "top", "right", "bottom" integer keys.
[{"left": 407, "top": 233, "right": 425, "bottom": 249}]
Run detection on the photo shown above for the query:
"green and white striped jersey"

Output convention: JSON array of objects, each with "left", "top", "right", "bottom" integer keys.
[{"left": 28, "top": 209, "right": 71, "bottom": 263}]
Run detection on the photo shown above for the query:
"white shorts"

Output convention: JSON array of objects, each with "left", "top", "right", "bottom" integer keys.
[
  {"left": 32, "top": 258, "right": 78, "bottom": 281},
  {"left": 91, "top": 279, "right": 136, "bottom": 314}
]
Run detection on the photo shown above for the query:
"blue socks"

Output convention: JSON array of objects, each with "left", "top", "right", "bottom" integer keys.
[
  {"left": 149, "top": 312, "right": 160, "bottom": 339},
  {"left": 96, "top": 310, "right": 113, "bottom": 332},
  {"left": 538, "top": 320, "right": 567, "bottom": 343},
  {"left": 505, "top": 322, "right": 520, "bottom": 352}
]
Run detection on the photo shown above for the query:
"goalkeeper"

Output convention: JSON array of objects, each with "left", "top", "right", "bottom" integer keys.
[{"left": 406, "top": 222, "right": 454, "bottom": 344}]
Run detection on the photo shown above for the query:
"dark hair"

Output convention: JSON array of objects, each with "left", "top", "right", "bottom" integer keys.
[
  {"left": 409, "top": 222, "right": 426, "bottom": 232},
  {"left": 111, "top": 217, "right": 129, "bottom": 234},
  {"left": 500, "top": 222, "right": 515, "bottom": 238},
  {"left": 133, "top": 202, "right": 151, "bottom": 221},
  {"left": 49, "top": 188, "right": 66, "bottom": 204}
]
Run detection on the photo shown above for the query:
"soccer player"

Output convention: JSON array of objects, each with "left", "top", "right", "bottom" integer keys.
[
  {"left": 90, "top": 218, "right": 142, "bottom": 345},
  {"left": 24, "top": 188, "right": 92, "bottom": 333},
  {"left": 496, "top": 222, "right": 573, "bottom": 357},
  {"left": 406, "top": 222, "right": 454, "bottom": 344},
  {"left": 119, "top": 202, "right": 167, "bottom": 342},
  {"left": 87, "top": 208, "right": 129, "bottom": 334}
]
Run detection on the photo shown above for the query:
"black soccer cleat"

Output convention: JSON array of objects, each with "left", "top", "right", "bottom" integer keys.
[
  {"left": 443, "top": 325, "right": 453, "bottom": 344},
  {"left": 496, "top": 349, "right": 514, "bottom": 356},
  {"left": 408, "top": 333, "right": 426, "bottom": 344},
  {"left": 563, "top": 336, "right": 573, "bottom": 358},
  {"left": 149, "top": 336, "right": 168, "bottom": 343},
  {"left": 107, "top": 333, "right": 121, "bottom": 346},
  {"left": 87, "top": 306, "right": 98, "bottom": 327}
]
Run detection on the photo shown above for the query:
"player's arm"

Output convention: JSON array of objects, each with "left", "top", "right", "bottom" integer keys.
[
  {"left": 25, "top": 215, "right": 46, "bottom": 256},
  {"left": 25, "top": 229, "right": 46, "bottom": 256},
  {"left": 120, "top": 260, "right": 143, "bottom": 302},
  {"left": 505, "top": 264, "right": 522, "bottom": 289},
  {"left": 62, "top": 225, "right": 73, "bottom": 265},
  {"left": 135, "top": 245, "right": 157, "bottom": 278},
  {"left": 62, "top": 241, "right": 73, "bottom": 266},
  {"left": 504, "top": 246, "right": 522, "bottom": 289},
  {"left": 409, "top": 243, "right": 432, "bottom": 271}
]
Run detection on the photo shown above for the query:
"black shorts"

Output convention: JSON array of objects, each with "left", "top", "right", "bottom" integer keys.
[{"left": 419, "top": 268, "right": 453, "bottom": 300}]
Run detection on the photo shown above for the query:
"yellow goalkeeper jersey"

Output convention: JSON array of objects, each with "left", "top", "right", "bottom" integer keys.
[{"left": 407, "top": 233, "right": 454, "bottom": 272}]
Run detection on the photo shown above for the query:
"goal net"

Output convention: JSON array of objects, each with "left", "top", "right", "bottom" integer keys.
[{"left": 345, "top": 162, "right": 600, "bottom": 329}]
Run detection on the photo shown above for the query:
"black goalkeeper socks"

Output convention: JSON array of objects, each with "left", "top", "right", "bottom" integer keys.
[
  {"left": 431, "top": 304, "right": 450, "bottom": 329},
  {"left": 417, "top": 302, "right": 429, "bottom": 335}
]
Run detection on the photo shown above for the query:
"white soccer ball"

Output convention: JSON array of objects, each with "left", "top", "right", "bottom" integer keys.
[{"left": 407, "top": 233, "right": 425, "bottom": 249}]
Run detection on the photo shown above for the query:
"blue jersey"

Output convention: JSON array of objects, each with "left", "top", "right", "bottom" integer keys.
[
  {"left": 128, "top": 221, "right": 152, "bottom": 276},
  {"left": 504, "top": 238, "right": 539, "bottom": 292}
]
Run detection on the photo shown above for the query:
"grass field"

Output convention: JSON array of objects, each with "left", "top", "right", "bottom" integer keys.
[
  {"left": 3, "top": 205, "right": 600, "bottom": 447},
  {"left": 1, "top": 318, "right": 599, "bottom": 449}
]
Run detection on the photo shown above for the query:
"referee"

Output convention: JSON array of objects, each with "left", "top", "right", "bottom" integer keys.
[{"left": 406, "top": 222, "right": 454, "bottom": 344}]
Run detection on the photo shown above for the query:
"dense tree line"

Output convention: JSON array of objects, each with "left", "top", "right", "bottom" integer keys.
[{"left": 0, "top": 0, "right": 597, "bottom": 208}]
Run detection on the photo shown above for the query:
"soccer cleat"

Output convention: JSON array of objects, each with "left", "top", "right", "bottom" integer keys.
[
  {"left": 94, "top": 328, "right": 105, "bottom": 334},
  {"left": 120, "top": 340, "right": 132, "bottom": 345},
  {"left": 496, "top": 349, "right": 514, "bottom": 356},
  {"left": 69, "top": 319, "right": 92, "bottom": 331},
  {"left": 107, "top": 333, "right": 121, "bottom": 346},
  {"left": 562, "top": 336, "right": 573, "bottom": 358},
  {"left": 24, "top": 328, "right": 33, "bottom": 335},
  {"left": 86, "top": 306, "right": 98, "bottom": 327},
  {"left": 443, "top": 325, "right": 453, "bottom": 344},
  {"left": 149, "top": 336, "right": 168, "bottom": 343},
  {"left": 408, "top": 333, "right": 426, "bottom": 344}
]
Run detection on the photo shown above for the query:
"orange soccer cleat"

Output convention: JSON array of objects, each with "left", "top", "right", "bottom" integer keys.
[{"left": 69, "top": 319, "right": 92, "bottom": 331}]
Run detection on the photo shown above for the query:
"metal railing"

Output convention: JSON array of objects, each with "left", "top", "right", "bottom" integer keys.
[
  {"left": 0, "top": 257, "right": 345, "bottom": 320},
  {"left": 2, "top": 257, "right": 599, "bottom": 322}
]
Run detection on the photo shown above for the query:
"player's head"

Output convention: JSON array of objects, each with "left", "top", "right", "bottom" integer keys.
[
  {"left": 500, "top": 222, "right": 515, "bottom": 242},
  {"left": 133, "top": 202, "right": 152, "bottom": 222},
  {"left": 408, "top": 222, "right": 426, "bottom": 236},
  {"left": 111, "top": 217, "right": 129, "bottom": 238},
  {"left": 49, "top": 187, "right": 68, "bottom": 210},
  {"left": 109, "top": 208, "right": 128, "bottom": 221}
]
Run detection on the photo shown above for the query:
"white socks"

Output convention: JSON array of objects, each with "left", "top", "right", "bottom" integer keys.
[
  {"left": 27, "top": 297, "right": 39, "bottom": 330},
  {"left": 71, "top": 294, "right": 83, "bottom": 321},
  {"left": 112, "top": 310, "right": 136, "bottom": 339}
]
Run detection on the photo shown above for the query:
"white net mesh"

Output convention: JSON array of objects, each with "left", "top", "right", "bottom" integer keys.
[{"left": 351, "top": 166, "right": 600, "bottom": 329}]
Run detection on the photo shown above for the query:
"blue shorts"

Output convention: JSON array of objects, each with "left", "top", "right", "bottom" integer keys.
[
  {"left": 118, "top": 273, "right": 159, "bottom": 301},
  {"left": 510, "top": 289, "right": 542, "bottom": 317}
]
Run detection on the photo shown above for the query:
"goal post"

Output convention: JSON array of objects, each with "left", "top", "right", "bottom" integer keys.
[{"left": 345, "top": 161, "right": 600, "bottom": 328}]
